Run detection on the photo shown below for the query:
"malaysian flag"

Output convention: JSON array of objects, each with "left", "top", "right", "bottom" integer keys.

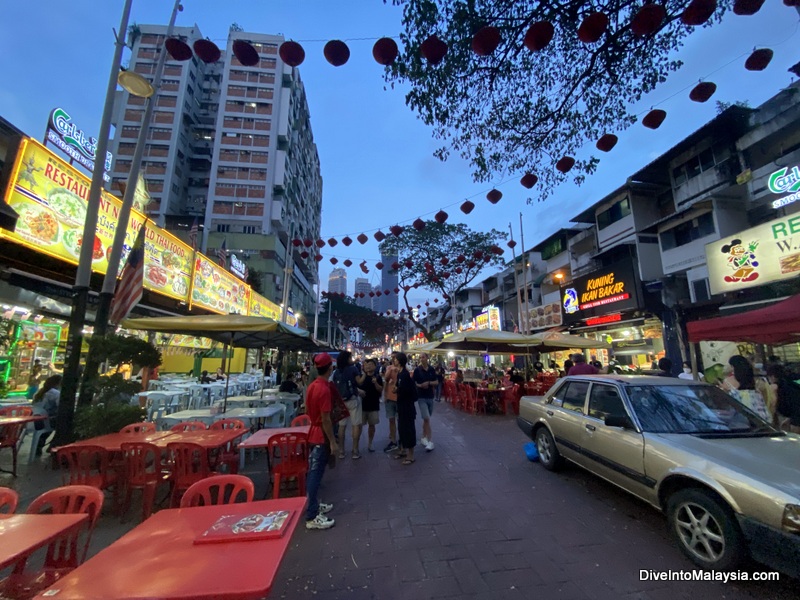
[
  {"left": 110, "top": 224, "right": 147, "bottom": 325},
  {"left": 217, "top": 238, "right": 227, "bottom": 268},
  {"left": 188, "top": 217, "right": 199, "bottom": 251},
  {"left": 243, "top": 265, "right": 250, "bottom": 281}
]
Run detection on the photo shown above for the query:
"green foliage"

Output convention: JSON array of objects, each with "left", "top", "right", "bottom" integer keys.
[
  {"left": 74, "top": 400, "right": 147, "bottom": 440},
  {"left": 246, "top": 268, "right": 264, "bottom": 295},
  {"left": 385, "top": 0, "right": 733, "bottom": 199},
  {"left": 88, "top": 334, "right": 162, "bottom": 371},
  {"left": 379, "top": 220, "right": 506, "bottom": 340},
  {"left": 715, "top": 99, "right": 751, "bottom": 115},
  {"left": 322, "top": 295, "right": 406, "bottom": 346},
  {"left": 83, "top": 374, "right": 142, "bottom": 405}
]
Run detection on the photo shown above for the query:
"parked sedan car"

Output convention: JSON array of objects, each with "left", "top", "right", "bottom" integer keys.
[{"left": 517, "top": 375, "right": 800, "bottom": 578}]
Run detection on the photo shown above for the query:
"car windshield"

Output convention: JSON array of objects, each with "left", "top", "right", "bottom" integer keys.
[{"left": 626, "top": 384, "right": 775, "bottom": 435}]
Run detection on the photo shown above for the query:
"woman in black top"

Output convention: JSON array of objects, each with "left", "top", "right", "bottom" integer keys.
[{"left": 394, "top": 352, "right": 416, "bottom": 465}]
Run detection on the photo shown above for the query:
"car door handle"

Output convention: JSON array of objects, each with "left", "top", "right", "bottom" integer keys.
[
  {"left": 585, "top": 424, "right": 596, "bottom": 432},
  {"left": 546, "top": 410, "right": 554, "bottom": 416}
]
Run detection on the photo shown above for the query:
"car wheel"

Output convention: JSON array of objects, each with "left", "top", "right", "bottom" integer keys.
[
  {"left": 535, "top": 426, "right": 564, "bottom": 471},
  {"left": 667, "top": 488, "right": 745, "bottom": 571}
]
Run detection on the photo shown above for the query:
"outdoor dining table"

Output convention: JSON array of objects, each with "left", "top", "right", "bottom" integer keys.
[
  {"left": 33, "top": 496, "right": 306, "bottom": 600},
  {"left": 237, "top": 425, "right": 311, "bottom": 470},
  {"left": 476, "top": 386, "right": 509, "bottom": 414},
  {"left": 0, "top": 414, "right": 47, "bottom": 427},
  {"left": 0, "top": 513, "right": 88, "bottom": 570},
  {"left": 56, "top": 430, "right": 175, "bottom": 453}
]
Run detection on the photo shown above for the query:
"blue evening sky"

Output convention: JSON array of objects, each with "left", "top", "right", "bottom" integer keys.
[{"left": 0, "top": 1, "right": 798, "bottom": 304}]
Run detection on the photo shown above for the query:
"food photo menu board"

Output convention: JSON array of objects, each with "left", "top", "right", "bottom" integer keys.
[
  {"left": 2, "top": 138, "right": 191, "bottom": 303},
  {"left": 191, "top": 254, "right": 251, "bottom": 315}
]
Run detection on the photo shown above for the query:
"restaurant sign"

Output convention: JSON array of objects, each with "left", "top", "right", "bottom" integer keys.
[
  {"left": 561, "top": 260, "right": 641, "bottom": 325},
  {"left": 190, "top": 253, "right": 250, "bottom": 315},
  {"left": 707, "top": 213, "right": 800, "bottom": 295},
  {"left": 768, "top": 164, "right": 800, "bottom": 210},
  {"left": 474, "top": 305, "right": 501, "bottom": 330},
  {"left": 229, "top": 254, "right": 247, "bottom": 280},
  {"left": 45, "top": 108, "right": 112, "bottom": 182}
]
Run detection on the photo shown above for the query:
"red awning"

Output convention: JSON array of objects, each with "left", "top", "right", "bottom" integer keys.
[{"left": 687, "top": 294, "right": 800, "bottom": 345}]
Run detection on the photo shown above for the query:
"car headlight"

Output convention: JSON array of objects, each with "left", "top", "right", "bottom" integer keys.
[{"left": 782, "top": 505, "right": 800, "bottom": 533}]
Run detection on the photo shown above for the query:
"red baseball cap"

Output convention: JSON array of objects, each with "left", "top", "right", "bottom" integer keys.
[{"left": 313, "top": 353, "right": 333, "bottom": 369}]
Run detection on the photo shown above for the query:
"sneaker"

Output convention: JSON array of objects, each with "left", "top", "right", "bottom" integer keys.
[
  {"left": 383, "top": 442, "right": 398, "bottom": 453},
  {"left": 420, "top": 437, "right": 430, "bottom": 447},
  {"left": 367, "top": 445, "right": 375, "bottom": 453},
  {"left": 306, "top": 514, "right": 335, "bottom": 530},
  {"left": 338, "top": 451, "right": 345, "bottom": 460},
  {"left": 318, "top": 502, "right": 333, "bottom": 515},
  {"left": 352, "top": 450, "right": 361, "bottom": 459},
  {"left": 425, "top": 440, "right": 434, "bottom": 452}
]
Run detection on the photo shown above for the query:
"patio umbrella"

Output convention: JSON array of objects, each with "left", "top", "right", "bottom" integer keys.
[
  {"left": 427, "top": 330, "right": 540, "bottom": 354},
  {"left": 524, "top": 331, "right": 611, "bottom": 352}
]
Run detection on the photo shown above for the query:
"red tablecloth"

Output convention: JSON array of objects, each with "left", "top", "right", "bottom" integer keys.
[
  {"left": 0, "top": 513, "right": 88, "bottom": 570},
  {"left": 238, "top": 426, "right": 310, "bottom": 449},
  {"left": 34, "top": 497, "right": 307, "bottom": 600}
]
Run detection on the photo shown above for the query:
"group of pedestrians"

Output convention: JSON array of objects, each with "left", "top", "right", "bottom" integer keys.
[{"left": 302, "top": 350, "right": 441, "bottom": 531}]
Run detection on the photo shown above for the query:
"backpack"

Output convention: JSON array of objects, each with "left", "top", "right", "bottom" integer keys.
[{"left": 333, "top": 368, "right": 355, "bottom": 400}]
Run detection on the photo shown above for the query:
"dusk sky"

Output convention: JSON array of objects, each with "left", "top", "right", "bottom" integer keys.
[{"left": 1, "top": 1, "right": 798, "bottom": 305}]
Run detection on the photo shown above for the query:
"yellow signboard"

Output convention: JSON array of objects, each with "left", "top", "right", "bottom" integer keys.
[
  {"left": 2, "top": 138, "right": 192, "bottom": 302},
  {"left": 190, "top": 253, "right": 251, "bottom": 315},
  {"left": 249, "top": 292, "right": 282, "bottom": 320}
]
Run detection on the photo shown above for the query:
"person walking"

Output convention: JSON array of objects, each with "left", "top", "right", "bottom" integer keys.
[
  {"left": 567, "top": 354, "right": 598, "bottom": 376},
  {"left": 394, "top": 352, "right": 416, "bottom": 465},
  {"left": 383, "top": 353, "right": 400, "bottom": 453},
  {"left": 434, "top": 363, "right": 445, "bottom": 402},
  {"left": 720, "top": 355, "right": 770, "bottom": 421},
  {"left": 358, "top": 358, "right": 383, "bottom": 452},
  {"left": 413, "top": 353, "right": 438, "bottom": 452},
  {"left": 333, "top": 351, "right": 364, "bottom": 459},
  {"left": 32, "top": 374, "right": 62, "bottom": 456}
]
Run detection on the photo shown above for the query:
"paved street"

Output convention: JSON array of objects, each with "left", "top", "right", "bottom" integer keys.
[{"left": 2, "top": 402, "right": 796, "bottom": 599}]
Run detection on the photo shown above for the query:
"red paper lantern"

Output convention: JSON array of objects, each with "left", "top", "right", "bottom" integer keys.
[
  {"left": 689, "top": 82, "right": 717, "bottom": 103},
  {"left": 412, "top": 218, "right": 426, "bottom": 231},
  {"left": 394, "top": 287, "right": 400, "bottom": 294},
  {"left": 491, "top": 245, "right": 503, "bottom": 255},
  {"left": 424, "top": 262, "right": 433, "bottom": 271},
  {"left": 434, "top": 298, "right": 439, "bottom": 303},
  {"left": 733, "top": 0, "right": 765, "bottom": 15},
  {"left": 507, "top": 240, "right": 517, "bottom": 249},
  {"left": 520, "top": 173, "right": 538, "bottom": 188},
  {"left": 374, "top": 230, "right": 386, "bottom": 242},
  {"left": 455, "top": 267, "right": 463, "bottom": 274},
  {"left": 303, "top": 239, "right": 313, "bottom": 248},
  {"left": 375, "top": 262, "right": 384, "bottom": 270},
  {"left": 596, "top": 134, "right": 618, "bottom": 152},
  {"left": 524, "top": 21, "right": 554, "bottom": 52},
  {"left": 460, "top": 200, "right": 475, "bottom": 214},
  {"left": 330, "top": 257, "right": 338, "bottom": 265},
  {"left": 745, "top": 48, "right": 773, "bottom": 71},
  {"left": 472, "top": 26, "right": 501, "bottom": 56},
  {"left": 291, "top": 238, "right": 302, "bottom": 247},
  {"left": 165, "top": 38, "right": 192, "bottom": 61},
  {"left": 681, "top": 0, "right": 717, "bottom": 26},
  {"left": 556, "top": 156, "right": 576, "bottom": 173},
  {"left": 473, "top": 250, "right": 484, "bottom": 259},
  {"left": 344, "top": 259, "right": 352, "bottom": 267},
  {"left": 467, "top": 261, "right": 477, "bottom": 268},
  {"left": 342, "top": 236, "right": 352, "bottom": 246},
  {"left": 327, "top": 237, "right": 338, "bottom": 247},
  {"left": 486, "top": 189, "right": 502, "bottom": 204},
  {"left": 435, "top": 210, "right": 448, "bottom": 224},
  {"left": 404, "top": 260, "right": 413, "bottom": 268},
  {"left": 369, "top": 292, "right": 375, "bottom": 297},
  {"left": 417, "top": 305, "right": 421, "bottom": 309},
  {"left": 193, "top": 39, "right": 221, "bottom": 63},
  {"left": 631, "top": 4, "right": 666, "bottom": 37},
  {"left": 440, "top": 257, "right": 449, "bottom": 266},
  {"left": 425, "top": 301, "right": 430, "bottom": 307},
  {"left": 642, "top": 109, "right": 667, "bottom": 129},
  {"left": 420, "top": 34, "right": 448, "bottom": 65},
  {"left": 391, "top": 262, "right": 401, "bottom": 270},
  {"left": 442, "top": 272, "right": 450, "bottom": 279},
  {"left": 376, "top": 291, "right": 382, "bottom": 297},
  {"left": 390, "top": 225, "right": 404, "bottom": 237},
  {"left": 578, "top": 12, "right": 609, "bottom": 44},
  {"left": 384, "top": 289, "right": 390, "bottom": 295},
  {"left": 232, "top": 40, "right": 260, "bottom": 66},
  {"left": 372, "top": 37, "right": 399, "bottom": 65},
  {"left": 404, "top": 284, "right": 411, "bottom": 291},
  {"left": 316, "top": 239, "right": 325, "bottom": 248},
  {"left": 483, "top": 254, "right": 492, "bottom": 262},
  {"left": 357, "top": 233, "right": 368, "bottom": 244},
  {"left": 456, "top": 254, "right": 465, "bottom": 262},
  {"left": 315, "top": 254, "right": 323, "bottom": 261},
  {"left": 324, "top": 40, "right": 350, "bottom": 67},
  {"left": 300, "top": 251, "right": 309, "bottom": 259},
  {"left": 279, "top": 41, "right": 305, "bottom": 67}
]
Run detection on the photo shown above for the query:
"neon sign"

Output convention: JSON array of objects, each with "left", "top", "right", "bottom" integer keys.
[
  {"left": 45, "top": 108, "right": 112, "bottom": 182},
  {"left": 585, "top": 314, "right": 622, "bottom": 326},
  {"left": 229, "top": 254, "right": 247, "bottom": 280},
  {"left": 768, "top": 165, "right": 800, "bottom": 195}
]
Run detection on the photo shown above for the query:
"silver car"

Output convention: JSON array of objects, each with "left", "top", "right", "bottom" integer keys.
[{"left": 516, "top": 375, "right": 800, "bottom": 578}]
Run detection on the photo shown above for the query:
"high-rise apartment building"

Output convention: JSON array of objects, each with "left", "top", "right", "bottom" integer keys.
[
  {"left": 354, "top": 277, "right": 372, "bottom": 309},
  {"left": 328, "top": 268, "right": 347, "bottom": 296},
  {"left": 109, "top": 25, "right": 322, "bottom": 320},
  {"left": 378, "top": 254, "right": 399, "bottom": 315}
]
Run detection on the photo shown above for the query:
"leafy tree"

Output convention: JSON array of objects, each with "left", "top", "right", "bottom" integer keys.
[
  {"left": 379, "top": 221, "right": 506, "bottom": 340},
  {"left": 386, "top": 0, "right": 735, "bottom": 200},
  {"left": 246, "top": 268, "right": 264, "bottom": 295}
]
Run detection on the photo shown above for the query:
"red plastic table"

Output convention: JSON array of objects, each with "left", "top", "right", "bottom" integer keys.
[
  {"left": 57, "top": 431, "right": 175, "bottom": 453},
  {"left": 0, "top": 415, "right": 47, "bottom": 426},
  {"left": 34, "top": 497, "right": 307, "bottom": 600},
  {"left": 238, "top": 425, "right": 310, "bottom": 449},
  {"left": 0, "top": 513, "right": 88, "bottom": 570},
  {"left": 157, "top": 429, "right": 246, "bottom": 450}
]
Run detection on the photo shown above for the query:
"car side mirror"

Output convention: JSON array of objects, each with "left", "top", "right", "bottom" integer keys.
[{"left": 604, "top": 414, "right": 635, "bottom": 429}]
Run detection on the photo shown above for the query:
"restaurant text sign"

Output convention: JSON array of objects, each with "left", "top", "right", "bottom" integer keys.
[
  {"left": 46, "top": 107, "right": 112, "bottom": 181},
  {"left": 561, "top": 260, "right": 641, "bottom": 325}
]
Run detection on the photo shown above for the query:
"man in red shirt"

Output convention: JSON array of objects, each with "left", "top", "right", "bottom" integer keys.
[{"left": 304, "top": 353, "right": 340, "bottom": 530}]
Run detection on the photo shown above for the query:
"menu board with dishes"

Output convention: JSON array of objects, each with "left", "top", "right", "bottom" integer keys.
[
  {"left": 249, "top": 293, "right": 282, "bottom": 320},
  {"left": 18, "top": 321, "right": 61, "bottom": 344},
  {"left": 528, "top": 303, "right": 563, "bottom": 330},
  {"left": 191, "top": 254, "right": 250, "bottom": 315},
  {"left": 2, "top": 139, "right": 191, "bottom": 303},
  {"left": 166, "top": 334, "right": 213, "bottom": 349}
]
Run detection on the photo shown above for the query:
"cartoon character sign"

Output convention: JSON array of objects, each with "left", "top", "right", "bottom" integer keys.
[
  {"left": 720, "top": 238, "right": 759, "bottom": 283},
  {"left": 563, "top": 288, "right": 579, "bottom": 314}
]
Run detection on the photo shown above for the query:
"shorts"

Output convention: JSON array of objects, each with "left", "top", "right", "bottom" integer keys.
[
  {"left": 362, "top": 410, "right": 380, "bottom": 426},
  {"left": 341, "top": 397, "right": 362, "bottom": 426},
  {"left": 384, "top": 400, "right": 398, "bottom": 419},
  {"left": 417, "top": 396, "right": 434, "bottom": 420}
]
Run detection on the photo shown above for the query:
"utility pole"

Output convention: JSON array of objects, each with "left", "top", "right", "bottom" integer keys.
[
  {"left": 519, "top": 213, "right": 530, "bottom": 334},
  {"left": 280, "top": 222, "right": 294, "bottom": 324},
  {"left": 508, "top": 222, "right": 522, "bottom": 333}
]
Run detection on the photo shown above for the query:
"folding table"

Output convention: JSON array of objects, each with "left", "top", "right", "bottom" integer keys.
[
  {"left": 238, "top": 425, "right": 310, "bottom": 471},
  {"left": 0, "top": 513, "right": 88, "bottom": 570}
]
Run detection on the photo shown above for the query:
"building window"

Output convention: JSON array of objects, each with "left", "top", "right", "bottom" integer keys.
[
  {"left": 660, "top": 212, "right": 715, "bottom": 251},
  {"left": 242, "top": 225, "right": 258, "bottom": 234},
  {"left": 217, "top": 224, "right": 230, "bottom": 233},
  {"left": 597, "top": 196, "right": 632, "bottom": 230},
  {"left": 673, "top": 147, "right": 720, "bottom": 186},
  {"left": 692, "top": 278, "right": 711, "bottom": 302}
]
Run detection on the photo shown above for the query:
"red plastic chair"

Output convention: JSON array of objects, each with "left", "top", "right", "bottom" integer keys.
[
  {"left": 120, "top": 422, "right": 156, "bottom": 434},
  {"left": 0, "top": 486, "right": 18, "bottom": 514},
  {"left": 170, "top": 421, "right": 207, "bottom": 432},
  {"left": 120, "top": 442, "right": 164, "bottom": 522},
  {"left": 502, "top": 384, "right": 521, "bottom": 415},
  {"left": 0, "top": 421, "right": 26, "bottom": 477},
  {"left": 0, "top": 485, "right": 105, "bottom": 598},
  {"left": 209, "top": 419, "right": 246, "bottom": 474},
  {"left": 166, "top": 442, "right": 211, "bottom": 508},
  {"left": 0, "top": 406, "right": 33, "bottom": 417},
  {"left": 290, "top": 415, "right": 311, "bottom": 427},
  {"left": 210, "top": 419, "right": 247, "bottom": 431},
  {"left": 179, "top": 474, "right": 254, "bottom": 508},
  {"left": 268, "top": 433, "right": 308, "bottom": 499}
]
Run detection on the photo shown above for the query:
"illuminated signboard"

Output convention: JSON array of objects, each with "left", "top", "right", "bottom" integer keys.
[
  {"left": 229, "top": 254, "right": 247, "bottom": 280},
  {"left": 768, "top": 164, "right": 800, "bottom": 209},
  {"left": 190, "top": 253, "right": 250, "bottom": 315},
  {"left": 706, "top": 213, "right": 800, "bottom": 295},
  {"left": 474, "top": 306, "right": 501, "bottom": 331},
  {"left": 561, "top": 260, "right": 641, "bottom": 325},
  {"left": 2, "top": 138, "right": 192, "bottom": 302},
  {"left": 585, "top": 313, "right": 622, "bottom": 327},
  {"left": 45, "top": 108, "right": 112, "bottom": 182},
  {"left": 528, "top": 302, "right": 562, "bottom": 330}
]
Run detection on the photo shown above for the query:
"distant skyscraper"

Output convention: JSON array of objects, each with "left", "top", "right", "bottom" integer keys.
[
  {"left": 328, "top": 268, "right": 347, "bottom": 296},
  {"left": 354, "top": 278, "right": 371, "bottom": 308},
  {"left": 379, "top": 254, "right": 399, "bottom": 315}
]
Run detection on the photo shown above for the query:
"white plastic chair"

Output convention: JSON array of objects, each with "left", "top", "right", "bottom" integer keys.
[
  {"left": 25, "top": 406, "right": 53, "bottom": 463},
  {"left": 145, "top": 393, "right": 171, "bottom": 422}
]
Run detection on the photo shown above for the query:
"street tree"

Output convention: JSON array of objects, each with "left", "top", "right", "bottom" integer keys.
[
  {"left": 379, "top": 220, "right": 506, "bottom": 340},
  {"left": 322, "top": 293, "right": 406, "bottom": 349},
  {"left": 385, "top": 0, "right": 740, "bottom": 200}
]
